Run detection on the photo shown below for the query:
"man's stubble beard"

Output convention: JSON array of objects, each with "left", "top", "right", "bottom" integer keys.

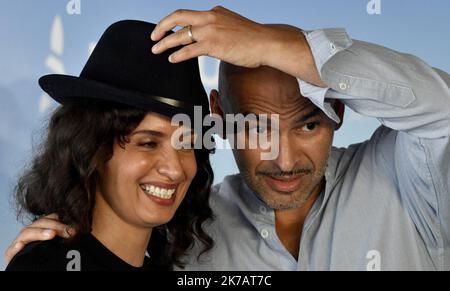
[{"left": 237, "top": 152, "right": 330, "bottom": 210}]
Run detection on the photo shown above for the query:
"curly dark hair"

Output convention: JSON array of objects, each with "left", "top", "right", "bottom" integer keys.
[{"left": 15, "top": 98, "right": 214, "bottom": 269}]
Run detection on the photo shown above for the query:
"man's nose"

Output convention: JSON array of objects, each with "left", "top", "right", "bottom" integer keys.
[
  {"left": 155, "top": 148, "right": 184, "bottom": 182},
  {"left": 273, "top": 134, "right": 297, "bottom": 172}
]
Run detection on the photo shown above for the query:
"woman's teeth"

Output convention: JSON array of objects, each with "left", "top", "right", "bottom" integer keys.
[{"left": 140, "top": 185, "right": 176, "bottom": 200}]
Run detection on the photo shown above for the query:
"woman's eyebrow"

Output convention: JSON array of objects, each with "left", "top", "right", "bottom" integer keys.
[{"left": 131, "top": 130, "right": 165, "bottom": 137}]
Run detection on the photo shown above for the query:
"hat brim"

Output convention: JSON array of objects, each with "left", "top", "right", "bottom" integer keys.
[{"left": 39, "top": 74, "right": 197, "bottom": 119}]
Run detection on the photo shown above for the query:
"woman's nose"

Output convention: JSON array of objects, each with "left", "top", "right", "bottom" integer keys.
[{"left": 155, "top": 149, "right": 184, "bottom": 182}]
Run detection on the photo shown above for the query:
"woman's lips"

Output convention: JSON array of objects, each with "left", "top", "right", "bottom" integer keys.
[
  {"left": 145, "top": 192, "right": 176, "bottom": 206},
  {"left": 140, "top": 182, "right": 179, "bottom": 207},
  {"left": 263, "top": 174, "right": 306, "bottom": 193}
]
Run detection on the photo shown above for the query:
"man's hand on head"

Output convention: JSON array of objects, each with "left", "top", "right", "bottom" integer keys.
[
  {"left": 151, "top": 6, "right": 269, "bottom": 68},
  {"left": 151, "top": 6, "right": 326, "bottom": 87}
]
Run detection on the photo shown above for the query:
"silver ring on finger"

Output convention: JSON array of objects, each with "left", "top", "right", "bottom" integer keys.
[{"left": 186, "top": 25, "right": 196, "bottom": 44}]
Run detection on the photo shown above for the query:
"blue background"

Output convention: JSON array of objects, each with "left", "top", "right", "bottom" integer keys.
[{"left": 1, "top": 0, "right": 449, "bottom": 269}]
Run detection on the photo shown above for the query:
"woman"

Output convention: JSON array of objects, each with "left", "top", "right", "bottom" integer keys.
[{"left": 6, "top": 20, "right": 214, "bottom": 271}]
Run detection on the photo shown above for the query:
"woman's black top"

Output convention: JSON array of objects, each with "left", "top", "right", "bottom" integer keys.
[{"left": 6, "top": 233, "right": 167, "bottom": 271}]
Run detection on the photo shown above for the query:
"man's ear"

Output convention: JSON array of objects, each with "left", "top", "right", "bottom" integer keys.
[
  {"left": 210, "top": 89, "right": 225, "bottom": 118},
  {"left": 209, "top": 89, "right": 227, "bottom": 139},
  {"left": 334, "top": 100, "right": 345, "bottom": 130}
]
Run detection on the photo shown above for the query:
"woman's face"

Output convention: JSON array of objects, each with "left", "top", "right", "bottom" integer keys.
[{"left": 97, "top": 112, "right": 197, "bottom": 228}]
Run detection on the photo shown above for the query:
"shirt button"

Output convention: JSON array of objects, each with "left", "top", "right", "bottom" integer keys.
[
  {"left": 330, "top": 42, "right": 337, "bottom": 52},
  {"left": 260, "top": 229, "right": 269, "bottom": 239},
  {"left": 259, "top": 206, "right": 267, "bottom": 214},
  {"left": 339, "top": 82, "right": 348, "bottom": 90}
]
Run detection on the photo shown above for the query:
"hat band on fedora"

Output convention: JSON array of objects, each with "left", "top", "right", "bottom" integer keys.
[{"left": 150, "top": 95, "right": 191, "bottom": 110}]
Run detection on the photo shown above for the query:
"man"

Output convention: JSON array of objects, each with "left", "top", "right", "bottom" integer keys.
[{"left": 6, "top": 6, "right": 450, "bottom": 270}]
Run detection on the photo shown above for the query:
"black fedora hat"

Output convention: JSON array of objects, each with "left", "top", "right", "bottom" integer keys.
[{"left": 39, "top": 20, "right": 209, "bottom": 120}]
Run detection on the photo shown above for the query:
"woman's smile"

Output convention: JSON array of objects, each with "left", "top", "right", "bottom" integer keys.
[
  {"left": 140, "top": 182, "right": 178, "bottom": 199},
  {"left": 139, "top": 182, "right": 179, "bottom": 206}
]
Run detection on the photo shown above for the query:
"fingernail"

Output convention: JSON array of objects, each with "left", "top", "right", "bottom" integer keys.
[
  {"left": 152, "top": 44, "right": 158, "bottom": 53},
  {"left": 43, "top": 229, "right": 53, "bottom": 238},
  {"left": 151, "top": 30, "right": 156, "bottom": 40},
  {"left": 168, "top": 54, "right": 175, "bottom": 63},
  {"left": 66, "top": 227, "right": 75, "bottom": 237},
  {"left": 14, "top": 243, "right": 22, "bottom": 250}
]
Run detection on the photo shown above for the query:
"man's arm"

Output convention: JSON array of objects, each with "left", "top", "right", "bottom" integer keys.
[{"left": 151, "top": 6, "right": 449, "bottom": 136}]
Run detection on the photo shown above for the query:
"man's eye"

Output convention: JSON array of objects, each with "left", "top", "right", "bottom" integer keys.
[
  {"left": 248, "top": 125, "right": 267, "bottom": 135},
  {"left": 301, "top": 122, "right": 319, "bottom": 132}
]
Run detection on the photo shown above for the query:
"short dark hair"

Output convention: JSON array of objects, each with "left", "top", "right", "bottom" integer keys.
[{"left": 15, "top": 99, "right": 214, "bottom": 268}]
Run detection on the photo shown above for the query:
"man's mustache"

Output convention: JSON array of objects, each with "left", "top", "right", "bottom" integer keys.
[{"left": 256, "top": 167, "right": 313, "bottom": 177}]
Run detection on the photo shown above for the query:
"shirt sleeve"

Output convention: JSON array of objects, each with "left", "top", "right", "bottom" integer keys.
[
  {"left": 298, "top": 28, "right": 353, "bottom": 124},
  {"left": 300, "top": 28, "right": 450, "bottom": 139}
]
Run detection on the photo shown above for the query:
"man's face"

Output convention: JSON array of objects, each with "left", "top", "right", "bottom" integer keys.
[{"left": 219, "top": 66, "right": 335, "bottom": 210}]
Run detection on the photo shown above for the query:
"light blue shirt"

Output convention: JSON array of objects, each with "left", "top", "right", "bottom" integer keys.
[{"left": 180, "top": 29, "right": 450, "bottom": 271}]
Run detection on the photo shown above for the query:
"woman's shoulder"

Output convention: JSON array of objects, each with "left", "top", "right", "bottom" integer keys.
[{"left": 6, "top": 237, "right": 71, "bottom": 271}]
